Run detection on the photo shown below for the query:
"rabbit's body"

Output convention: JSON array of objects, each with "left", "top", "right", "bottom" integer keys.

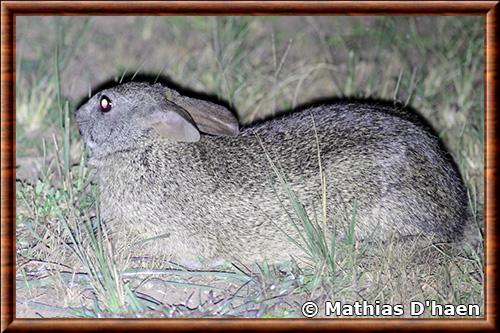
[{"left": 77, "top": 82, "right": 467, "bottom": 266}]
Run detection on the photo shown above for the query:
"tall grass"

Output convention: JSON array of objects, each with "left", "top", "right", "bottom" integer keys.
[
  {"left": 257, "top": 116, "right": 360, "bottom": 297},
  {"left": 16, "top": 27, "right": 146, "bottom": 315}
]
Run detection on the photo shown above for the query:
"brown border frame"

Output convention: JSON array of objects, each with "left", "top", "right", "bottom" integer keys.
[{"left": 1, "top": 1, "right": 498, "bottom": 332}]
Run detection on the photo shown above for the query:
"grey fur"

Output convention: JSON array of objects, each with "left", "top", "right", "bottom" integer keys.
[{"left": 76, "top": 82, "right": 468, "bottom": 266}]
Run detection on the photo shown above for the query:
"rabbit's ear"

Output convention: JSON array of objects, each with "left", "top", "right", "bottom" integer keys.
[
  {"left": 182, "top": 99, "right": 240, "bottom": 137},
  {"left": 147, "top": 103, "right": 201, "bottom": 142},
  {"left": 165, "top": 89, "right": 239, "bottom": 137}
]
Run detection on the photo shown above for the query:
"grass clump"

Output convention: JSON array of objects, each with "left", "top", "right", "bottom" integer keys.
[
  {"left": 257, "top": 118, "right": 361, "bottom": 301},
  {"left": 16, "top": 33, "right": 146, "bottom": 314}
]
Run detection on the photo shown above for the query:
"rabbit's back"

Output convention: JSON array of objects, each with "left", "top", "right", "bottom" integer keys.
[{"left": 200, "top": 103, "right": 466, "bottom": 257}]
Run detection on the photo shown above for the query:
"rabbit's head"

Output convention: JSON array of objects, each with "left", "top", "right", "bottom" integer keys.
[{"left": 76, "top": 82, "right": 239, "bottom": 161}]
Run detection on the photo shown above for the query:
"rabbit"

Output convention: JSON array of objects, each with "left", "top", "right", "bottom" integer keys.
[{"left": 75, "top": 81, "right": 468, "bottom": 267}]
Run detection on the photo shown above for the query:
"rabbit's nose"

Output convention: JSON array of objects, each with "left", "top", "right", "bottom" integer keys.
[
  {"left": 75, "top": 104, "right": 91, "bottom": 122},
  {"left": 75, "top": 109, "right": 85, "bottom": 125}
]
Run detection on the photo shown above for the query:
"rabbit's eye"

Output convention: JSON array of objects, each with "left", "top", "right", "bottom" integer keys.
[{"left": 99, "top": 95, "right": 113, "bottom": 112}]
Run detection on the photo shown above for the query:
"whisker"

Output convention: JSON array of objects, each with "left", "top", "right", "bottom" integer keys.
[{"left": 131, "top": 59, "right": 147, "bottom": 81}]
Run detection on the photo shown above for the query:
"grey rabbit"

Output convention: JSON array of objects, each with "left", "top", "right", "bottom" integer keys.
[{"left": 75, "top": 82, "right": 468, "bottom": 267}]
